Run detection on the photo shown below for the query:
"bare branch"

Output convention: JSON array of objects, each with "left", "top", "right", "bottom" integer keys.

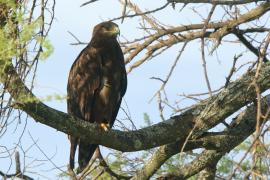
[
  {"left": 233, "top": 29, "right": 269, "bottom": 63},
  {"left": 80, "top": 0, "right": 99, "bottom": 7},
  {"left": 201, "top": 4, "right": 216, "bottom": 96},
  {"left": 224, "top": 53, "right": 242, "bottom": 88},
  {"left": 111, "top": 2, "right": 170, "bottom": 22},
  {"left": 0, "top": 151, "right": 34, "bottom": 180},
  {"left": 167, "top": 0, "right": 267, "bottom": 5},
  {"left": 124, "top": 2, "right": 270, "bottom": 72}
]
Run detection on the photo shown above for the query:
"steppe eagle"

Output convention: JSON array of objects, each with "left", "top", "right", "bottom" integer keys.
[{"left": 67, "top": 21, "right": 127, "bottom": 171}]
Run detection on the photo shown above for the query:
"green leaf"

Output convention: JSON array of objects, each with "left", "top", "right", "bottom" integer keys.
[{"left": 39, "top": 38, "right": 54, "bottom": 60}]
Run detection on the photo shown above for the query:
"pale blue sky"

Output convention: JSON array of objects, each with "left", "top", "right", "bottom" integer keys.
[{"left": 0, "top": 1, "right": 264, "bottom": 179}]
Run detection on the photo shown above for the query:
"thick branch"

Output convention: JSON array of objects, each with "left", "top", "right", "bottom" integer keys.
[
  {"left": 157, "top": 150, "right": 224, "bottom": 180},
  {"left": 198, "top": 165, "right": 218, "bottom": 180},
  {"left": 1, "top": 61, "right": 270, "bottom": 152}
]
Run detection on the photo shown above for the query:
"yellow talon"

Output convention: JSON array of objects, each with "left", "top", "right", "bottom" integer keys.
[{"left": 100, "top": 123, "right": 109, "bottom": 131}]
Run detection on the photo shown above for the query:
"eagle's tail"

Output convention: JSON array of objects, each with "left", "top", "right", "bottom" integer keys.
[
  {"left": 69, "top": 136, "right": 78, "bottom": 170},
  {"left": 78, "top": 141, "right": 98, "bottom": 172}
]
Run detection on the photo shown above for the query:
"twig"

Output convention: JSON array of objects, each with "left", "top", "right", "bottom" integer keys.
[
  {"left": 111, "top": 2, "right": 170, "bottom": 22},
  {"left": 167, "top": 0, "right": 267, "bottom": 5},
  {"left": 80, "top": 0, "right": 99, "bottom": 7},
  {"left": 200, "top": 4, "right": 216, "bottom": 96},
  {"left": 149, "top": 41, "right": 188, "bottom": 102},
  {"left": 96, "top": 147, "right": 131, "bottom": 179},
  {"left": 0, "top": 151, "right": 34, "bottom": 180},
  {"left": 157, "top": 92, "right": 165, "bottom": 121},
  {"left": 68, "top": 31, "right": 88, "bottom": 45},
  {"left": 120, "top": 0, "right": 128, "bottom": 23},
  {"left": 28, "top": 132, "right": 67, "bottom": 175},
  {"left": 225, "top": 53, "right": 242, "bottom": 88},
  {"left": 233, "top": 29, "right": 269, "bottom": 63}
]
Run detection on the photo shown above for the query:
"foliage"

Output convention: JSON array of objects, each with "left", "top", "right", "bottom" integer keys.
[
  {"left": 0, "top": 1, "right": 53, "bottom": 92},
  {"left": 0, "top": 1, "right": 55, "bottom": 178}
]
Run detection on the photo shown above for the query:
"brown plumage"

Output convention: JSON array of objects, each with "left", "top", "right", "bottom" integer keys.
[{"left": 67, "top": 21, "right": 127, "bottom": 172}]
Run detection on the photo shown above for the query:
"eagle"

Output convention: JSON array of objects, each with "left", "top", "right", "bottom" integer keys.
[{"left": 67, "top": 21, "right": 127, "bottom": 172}]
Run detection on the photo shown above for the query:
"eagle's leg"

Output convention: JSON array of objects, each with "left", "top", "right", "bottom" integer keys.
[{"left": 100, "top": 123, "right": 110, "bottom": 131}]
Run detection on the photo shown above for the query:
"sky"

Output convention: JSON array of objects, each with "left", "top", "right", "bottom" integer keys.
[{"left": 0, "top": 0, "right": 264, "bottom": 179}]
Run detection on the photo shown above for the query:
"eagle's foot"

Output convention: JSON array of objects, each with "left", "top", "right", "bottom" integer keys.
[{"left": 100, "top": 123, "right": 110, "bottom": 131}]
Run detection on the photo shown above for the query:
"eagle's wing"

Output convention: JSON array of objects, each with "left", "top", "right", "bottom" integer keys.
[
  {"left": 67, "top": 46, "right": 101, "bottom": 122},
  {"left": 109, "top": 45, "right": 127, "bottom": 127},
  {"left": 109, "top": 73, "right": 127, "bottom": 128},
  {"left": 67, "top": 46, "right": 101, "bottom": 170}
]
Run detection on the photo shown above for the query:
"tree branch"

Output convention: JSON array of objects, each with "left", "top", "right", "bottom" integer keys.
[
  {"left": 233, "top": 29, "right": 269, "bottom": 63},
  {"left": 167, "top": 0, "right": 267, "bottom": 5},
  {"left": 0, "top": 59, "right": 270, "bottom": 153},
  {"left": 197, "top": 162, "right": 219, "bottom": 180},
  {"left": 125, "top": 2, "right": 270, "bottom": 72},
  {"left": 133, "top": 94, "right": 270, "bottom": 179},
  {"left": 157, "top": 150, "right": 224, "bottom": 180}
]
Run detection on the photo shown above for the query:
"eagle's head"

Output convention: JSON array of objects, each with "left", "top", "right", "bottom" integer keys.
[{"left": 92, "top": 21, "right": 120, "bottom": 39}]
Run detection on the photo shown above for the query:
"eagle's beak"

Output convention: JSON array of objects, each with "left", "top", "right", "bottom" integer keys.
[{"left": 113, "top": 26, "right": 120, "bottom": 36}]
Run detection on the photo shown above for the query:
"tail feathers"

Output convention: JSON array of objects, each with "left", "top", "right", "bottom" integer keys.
[
  {"left": 69, "top": 136, "right": 78, "bottom": 170},
  {"left": 78, "top": 141, "right": 98, "bottom": 172}
]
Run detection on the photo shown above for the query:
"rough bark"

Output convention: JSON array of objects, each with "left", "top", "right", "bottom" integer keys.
[{"left": 157, "top": 150, "right": 224, "bottom": 180}]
